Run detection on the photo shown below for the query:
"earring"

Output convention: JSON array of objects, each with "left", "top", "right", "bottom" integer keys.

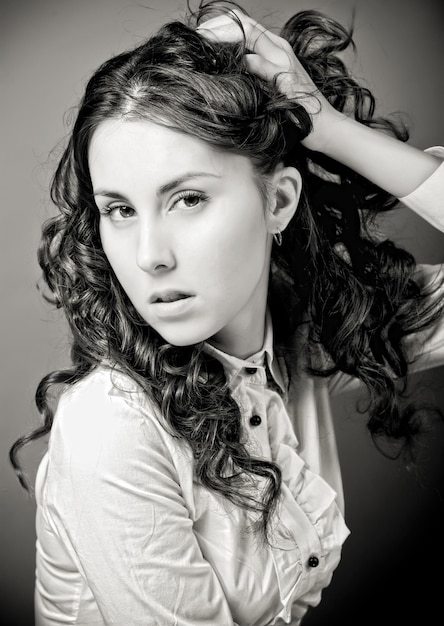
[{"left": 273, "top": 231, "right": 283, "bottom": 246}]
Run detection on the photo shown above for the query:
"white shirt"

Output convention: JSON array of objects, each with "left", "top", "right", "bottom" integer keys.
[{"left": 34, "top": 148, "right": 444, "bottom": 626}]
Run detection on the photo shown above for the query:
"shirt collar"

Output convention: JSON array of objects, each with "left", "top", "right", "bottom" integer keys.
[{"left": 203, "top": 311, "right": 287, "bottom": 393}]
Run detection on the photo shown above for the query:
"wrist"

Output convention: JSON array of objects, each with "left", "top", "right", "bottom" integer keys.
[{"left": 301, "top": 108, "right": 349, "bottom": 153}]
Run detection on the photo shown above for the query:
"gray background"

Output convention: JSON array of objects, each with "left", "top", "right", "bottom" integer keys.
[{"left": 2, "top": 0, "right": 443, "bottom": 624}]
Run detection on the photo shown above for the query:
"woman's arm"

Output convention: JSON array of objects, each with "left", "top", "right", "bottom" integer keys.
[
  {"left": 398, "top": 147, "right": 444, "bottom": 231},
  {"left": 197, "top": 11, "right": 443, "bottom": 198},
  {"left": 309, "top": 116, "right": 441, "bottom": 198},
  {"left": 43, "top": 370, "right": 235, "bottom": 625}
]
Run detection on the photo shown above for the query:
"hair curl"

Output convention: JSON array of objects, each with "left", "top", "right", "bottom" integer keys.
[{"left": 10, "top": 0, "right": 443, "bottom": 539}]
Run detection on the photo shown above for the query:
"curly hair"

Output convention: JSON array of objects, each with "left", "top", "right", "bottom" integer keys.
[{"left": 10, "top": 0, "right": 443, "bottom": 539}]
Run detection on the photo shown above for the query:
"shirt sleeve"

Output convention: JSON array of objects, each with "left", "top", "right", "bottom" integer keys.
[
  {"left": 44, "top": 371, "right": 235, "bottom": 626},
  {"left": 389, "top": 146, "right": 444, "bottom": 370},
  {"left": 331, "top": 150, "right": 444, "bottom": 395},
  {"left": 329, "top": 263, "right": 444, "bottom": 396},
  {"left": 406, "top": 263, "right": 444, "bottom": 373}
]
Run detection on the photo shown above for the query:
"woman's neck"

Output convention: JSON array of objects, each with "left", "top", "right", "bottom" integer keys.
[{"left": 207, "top": 314, "right": 267, "bottom": 360}]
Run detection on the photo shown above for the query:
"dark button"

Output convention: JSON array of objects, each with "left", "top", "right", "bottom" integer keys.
[
  {"left": 249, "top": 415, "right": 262, "bottom": 427},
  {"left": 245, "top": 367, "right": 257, "bottom": 375},
  {"left": 308, "top": 555, "right": 319, "bottom": 568}
]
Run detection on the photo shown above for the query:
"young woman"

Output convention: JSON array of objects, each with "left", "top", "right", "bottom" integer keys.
[{"left": 10, "top": 1, "right": 444, "bottom": 624}]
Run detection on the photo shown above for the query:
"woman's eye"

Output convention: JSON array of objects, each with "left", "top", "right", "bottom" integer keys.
[
  {"left": 101, "top": 205, "right": 135, "bottom": 220},
  {"left": 173, "top": 191, "right": 208, "bottom": 211}
]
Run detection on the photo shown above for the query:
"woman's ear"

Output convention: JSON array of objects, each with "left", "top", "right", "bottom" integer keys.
[{"left": 266, "top": 165, "right": 302, "bottom": 234}]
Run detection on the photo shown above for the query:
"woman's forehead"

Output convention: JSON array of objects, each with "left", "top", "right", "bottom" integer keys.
[{"left": 88, "top": 118, "right": 257, "bottom": 192}]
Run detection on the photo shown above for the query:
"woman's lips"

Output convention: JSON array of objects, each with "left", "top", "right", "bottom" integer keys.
[
  {"left": 153, "top": 292, "right": 191, "bottom": 303},
  {"left": 150, "top": 293, "right": 195, "bottom": 319},
  {"left": 149, "top": 290, "right": 193, "bottom": 304}
]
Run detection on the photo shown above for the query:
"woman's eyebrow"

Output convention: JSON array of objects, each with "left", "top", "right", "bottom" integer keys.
[
  {"left": 93, "top": 189, "right": 130, "bottom": 200},
  {"left": 93, "top": 172, "right": 221, "bottom": 200},
  {"left": 157, "top": 172, "right": 222, "bottom": 196}
]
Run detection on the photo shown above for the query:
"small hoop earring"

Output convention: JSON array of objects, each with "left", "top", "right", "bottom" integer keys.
[{"left": 273, "top": 231, "right": 283, "bottom": 246}]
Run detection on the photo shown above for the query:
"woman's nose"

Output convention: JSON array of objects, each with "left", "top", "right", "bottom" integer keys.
[{"left": 136, "top": 223, "right": 176, "bottom": 274}]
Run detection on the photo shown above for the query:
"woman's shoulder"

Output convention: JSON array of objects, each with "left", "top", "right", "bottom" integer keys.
[
  {"left": 51, "top": 365, "right": 169, "bottom": 455},
  {"left": 42, "top": 365, "right": 192, "bottom": 508},
  {"left": 57, "top": 364, "right": 155, "bottom": 415}
]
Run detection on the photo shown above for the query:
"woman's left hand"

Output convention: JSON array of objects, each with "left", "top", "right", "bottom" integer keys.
[
  {"left": 197, "top": 9, "right": 442, "bottom": 197},
  {"left": 196, "top": 9, "right": 345, "bottom": 152}
]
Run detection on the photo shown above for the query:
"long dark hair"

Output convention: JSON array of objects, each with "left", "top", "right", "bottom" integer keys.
[{"left": 10, "top": 0, "right": 443, "bottom": 539}]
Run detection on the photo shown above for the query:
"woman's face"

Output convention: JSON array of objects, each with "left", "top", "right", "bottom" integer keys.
[{"left": 89, "top": 119, "right": 275, "bottom": 358}]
